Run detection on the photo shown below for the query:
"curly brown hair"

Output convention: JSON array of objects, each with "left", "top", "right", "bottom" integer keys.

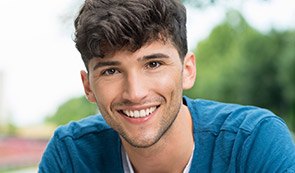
[{"left": 74, "top": 0, "right": 187, "bottom": 69}]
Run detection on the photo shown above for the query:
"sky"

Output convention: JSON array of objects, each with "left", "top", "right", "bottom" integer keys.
[{"left": 0, "top": 0, "right": 294, "bottom": 127}]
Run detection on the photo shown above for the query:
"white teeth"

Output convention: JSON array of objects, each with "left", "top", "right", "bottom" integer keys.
[
  {"left": 140, "top": 110, "right": 145, "bottom": 117},
  {"left": 122, "top": 106, "right": 157, "bottom": 118},
  {"left": 130, "top": 111, "right": 134, "bottom": 117},
  {"left": 134, "top": 110, "right": 140, "bottom": 118}
]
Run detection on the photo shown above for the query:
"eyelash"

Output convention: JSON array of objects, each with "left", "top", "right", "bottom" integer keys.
[
  {"left": 100, "top": 61, "right": 163, "bottom": 76},
  {"left": 101, "top": 68, "right": 120, "bottom": 76},
  {"left": 146, "top": 61, "right": 163, "bottom": 69}
]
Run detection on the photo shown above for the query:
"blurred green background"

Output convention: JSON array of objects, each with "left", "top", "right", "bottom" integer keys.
[{"left": 185, "top": 10, "right": 295, "bottom": 132}]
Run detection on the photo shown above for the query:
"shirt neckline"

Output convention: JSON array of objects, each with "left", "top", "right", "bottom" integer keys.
[{"left": 121, "top": 144, "right": 195, "bottom": 173}]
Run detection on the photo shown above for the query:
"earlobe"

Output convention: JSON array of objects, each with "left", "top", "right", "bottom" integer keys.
[
  {"left": 182, "top": 52, "right": 197, "bottom": 90},
  {"left": 80, "top": 70, "right": 96, "bottom": 103}
]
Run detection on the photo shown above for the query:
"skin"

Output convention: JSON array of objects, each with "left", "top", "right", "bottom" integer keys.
[{"left": 81, "top": 40, "right": 196, "bottom": 172}]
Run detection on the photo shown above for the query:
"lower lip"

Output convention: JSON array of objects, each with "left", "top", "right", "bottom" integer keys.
[{"left": 120, "top": 108, "right": 158, "bottom": 124}]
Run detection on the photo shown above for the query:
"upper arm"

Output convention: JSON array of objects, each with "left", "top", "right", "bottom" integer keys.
[
  {"left": 241, "top": 117, "right": 295, "bottom": 173},
  {"left": 38, "top": 135, "right": 65, "bottom": 173}
]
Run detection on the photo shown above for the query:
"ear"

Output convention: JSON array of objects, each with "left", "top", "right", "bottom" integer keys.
[
  {"left": 182, "top": 52, "right": 196, "bottom": 90},
  {"left": 81, "top": 70, "right": 96, "bottom": 103}
]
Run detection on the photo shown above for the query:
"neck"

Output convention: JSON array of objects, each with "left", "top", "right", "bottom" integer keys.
[{"left": 121, "top": 105, "right": 194, "bottom": 173}]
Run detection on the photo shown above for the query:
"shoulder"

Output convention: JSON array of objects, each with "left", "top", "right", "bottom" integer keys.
[
  {"left": 183, "top": 96, "right": 283, "bottom": 134},
  {"left": 53, "top": 114, "right": 114, "bottom": 140},
  {"left": 185, "top": 97, "right": 295, "bottom": 171},
  {"left": 39, "top": 115, "right": 123, "bottom": 172}
]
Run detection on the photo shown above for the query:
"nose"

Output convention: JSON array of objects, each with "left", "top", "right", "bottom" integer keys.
[{"left": 122, "top": 72, "right": 148, "bottom": 103}]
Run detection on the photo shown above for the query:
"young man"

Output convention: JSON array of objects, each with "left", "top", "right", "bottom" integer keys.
[{"left": 39, "top": 0, "right": 295, "bottom": 172}]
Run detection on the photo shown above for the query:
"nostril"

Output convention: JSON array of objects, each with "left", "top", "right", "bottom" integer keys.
[{"left": 122, "top": 88, "right": 148, "bottom": 103}]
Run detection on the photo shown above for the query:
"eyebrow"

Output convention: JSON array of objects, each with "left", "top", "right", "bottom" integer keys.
[
  {"left": 92, "top": 61, "right": 121, "bottom": 71},
  {"left": 92, "top": 53, "right": 170, "bottom": 71},
  {"left": 139, "top": 53, "right": 170, "bottom": 61}
]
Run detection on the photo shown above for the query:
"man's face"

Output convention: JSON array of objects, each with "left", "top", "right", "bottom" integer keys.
[{"left": 81, "top": 41, "right": 196, "bottom": 148}]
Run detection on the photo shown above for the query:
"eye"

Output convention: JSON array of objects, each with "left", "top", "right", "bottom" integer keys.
[
  {"left": 101, "top": 68, "right": 119, "bottom": 76},
  {"left": 146, "top": 61, "right": 162, "bottom": 69}
]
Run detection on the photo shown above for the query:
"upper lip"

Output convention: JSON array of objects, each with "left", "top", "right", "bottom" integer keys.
[
  {"left": 121, "top": 106, "right": 157, "bottom": 117},
  {"left": 115, "top": 103, "right": 160, "bottom": 111},
  {"left": 116, "top": 104, "right": 160, "bottom": 112}
]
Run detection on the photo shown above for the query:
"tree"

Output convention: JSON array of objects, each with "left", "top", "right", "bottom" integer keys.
[
  {"left": 184, "top": 10, "right": 295, "bottom": 130},
  {"left": 277, "top": 30, "right": 295, "bottom": 129},
  {"left": 46, "top": 96, "right": 98, "bottom": 126},
  {"left": 181, "top": 0, "right": 270, "bottom": 8}
]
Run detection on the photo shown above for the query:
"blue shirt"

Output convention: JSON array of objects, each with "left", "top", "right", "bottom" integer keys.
[{"left": 39, "top": 97, "right": 295, "bottom": 172}]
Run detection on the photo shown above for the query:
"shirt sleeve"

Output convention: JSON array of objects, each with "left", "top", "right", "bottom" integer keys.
[
  {"left": 241, "top": 117, "right": 295, "bottom": 173},
  {"left": 38, "top": 135, "right": 65, "bottom": 173}
]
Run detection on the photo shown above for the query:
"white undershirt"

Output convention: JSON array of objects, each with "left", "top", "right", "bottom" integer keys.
[{"left": 121, "top": 144, "right": 195, "bottom": 173}]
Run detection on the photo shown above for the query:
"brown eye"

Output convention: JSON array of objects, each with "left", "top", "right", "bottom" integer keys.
[
  {"left": 102, "top": 68, "right": 119, "bottom": 76},
  {"left": 147, "top": 61, "right": 161, "bottom": 69}
]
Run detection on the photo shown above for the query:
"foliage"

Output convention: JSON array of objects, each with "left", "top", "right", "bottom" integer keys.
[
  {"left": 184, "top": 10, "right": 295, "bottom": 130},
  {"left": 181, "top": 0, "right": 270, "bottom": 8},
  {"left": 46, "top": 96, "right": 98, "bottom": 126},
  {"left": 181, "top": 0, "right": 218, "bottom": 8}
]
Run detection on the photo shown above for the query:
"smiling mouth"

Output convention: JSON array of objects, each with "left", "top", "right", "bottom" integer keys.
[{"left": 120, "top": 106, "right": 159, "bottom": 118}]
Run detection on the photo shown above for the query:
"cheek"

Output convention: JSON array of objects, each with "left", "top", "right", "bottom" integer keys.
[
  {"left": 92, "top": 81, "right": 122, "bottom": 108},
  {"left": 151, "top": 70, "right": 182, "bottom": 94}
]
